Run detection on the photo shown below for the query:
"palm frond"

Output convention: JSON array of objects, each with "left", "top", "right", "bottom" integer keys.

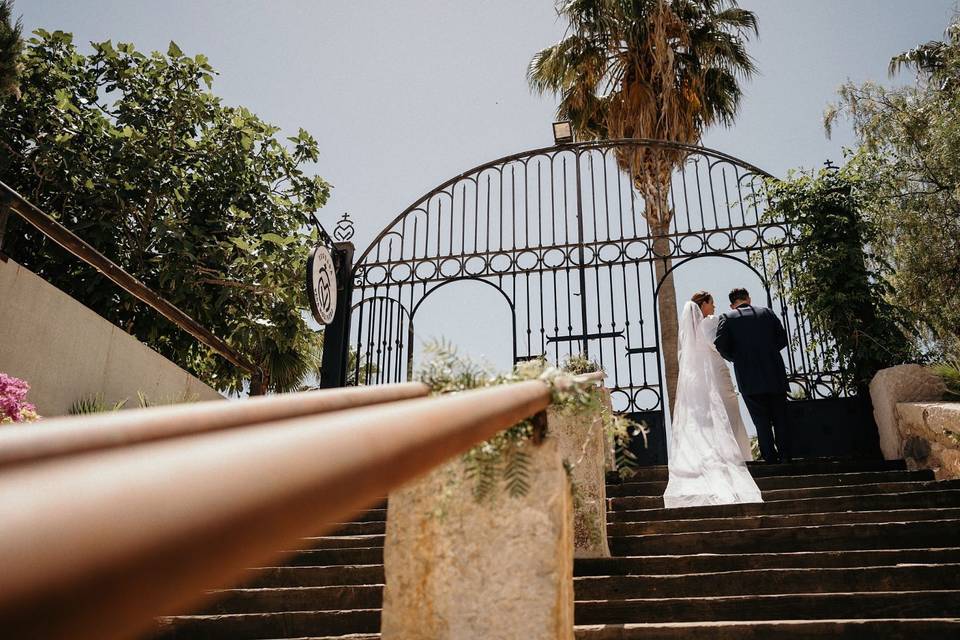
[{"left": 528, "top": 0, "right": 758, "bottom": 216}]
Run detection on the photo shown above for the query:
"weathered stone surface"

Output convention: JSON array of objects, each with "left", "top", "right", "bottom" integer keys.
[
  {"left": 869, "top": 365, "right": 945, "bottom": 459},
  {"left": 548, "top": 391, "right": 611, "bottom": 558},
  {"left": 381, "top": 438, "right": 574, "bottom": 640},
  {"left": 897, "top": 402, "right": 960, "bottom": 480}
]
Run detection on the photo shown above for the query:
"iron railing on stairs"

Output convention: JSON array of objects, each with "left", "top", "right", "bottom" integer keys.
[{"left": 0, "top": 180, "right": 262, "bottom": 382}]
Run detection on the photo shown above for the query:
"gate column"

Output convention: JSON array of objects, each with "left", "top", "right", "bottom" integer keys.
[{"left": 319, "top": 241, "right": 355, "bottom": 388}]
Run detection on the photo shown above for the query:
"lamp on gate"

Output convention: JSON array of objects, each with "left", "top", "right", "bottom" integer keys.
[{"left": 552, "top": 120, "right": 574, "bottom": 145}]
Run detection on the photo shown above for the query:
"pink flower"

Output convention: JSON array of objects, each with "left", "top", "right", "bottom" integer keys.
[{"left": 0, "top": 373, "right": 39, "bottom": 423}]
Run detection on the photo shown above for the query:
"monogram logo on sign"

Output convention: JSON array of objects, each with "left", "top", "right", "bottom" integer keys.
[
  {"left": 307, "top": 246, "right": 337, "bottom": 325},
  {"left": 333, "top": 212, "right": 355, "bottom": 242}
]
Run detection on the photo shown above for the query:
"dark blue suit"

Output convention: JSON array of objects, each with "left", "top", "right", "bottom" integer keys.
[{"left": 714, "top": 303, "right": 791, "bottom": 462}]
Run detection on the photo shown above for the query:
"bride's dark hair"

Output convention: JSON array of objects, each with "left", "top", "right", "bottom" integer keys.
[{"left": 691, "top": 291, "right": 712, "bottom": 310}]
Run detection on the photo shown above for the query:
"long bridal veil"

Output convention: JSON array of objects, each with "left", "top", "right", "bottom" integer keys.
[{"left": 663, "top": 301, "right": 762, "bottom": 508}]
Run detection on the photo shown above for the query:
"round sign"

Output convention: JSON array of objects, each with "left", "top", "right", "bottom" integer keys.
[{"left": 307, "top": 245, "right": 337, "bottom": 325}]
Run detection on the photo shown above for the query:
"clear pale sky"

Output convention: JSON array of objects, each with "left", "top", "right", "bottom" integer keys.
[{"left": 16, "top": 0, "right": 959, "bottom": 380}]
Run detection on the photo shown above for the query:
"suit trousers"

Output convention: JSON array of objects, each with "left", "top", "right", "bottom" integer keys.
[{"left": 743, "top": 392, "right": 790, "bottom": 462}]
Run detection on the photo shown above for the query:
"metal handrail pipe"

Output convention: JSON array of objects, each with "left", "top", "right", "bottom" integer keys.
[
  {"left": 0, "top": 380, "right": 552, "bottom": 640},
  {"left": 0, "top": 382, "right": 429, "bottom": 470},
  {"left": 0, "top": 181, "right": 259, "bottom": 376}
]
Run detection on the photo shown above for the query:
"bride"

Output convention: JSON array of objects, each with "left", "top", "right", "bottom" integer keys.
[{"left": 663, "top": 291, "right": 762, "bottom": 508}]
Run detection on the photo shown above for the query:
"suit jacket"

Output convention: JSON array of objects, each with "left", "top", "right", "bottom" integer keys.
[{"left": 714, "top": 304, "right": 789, "bottom": 396}]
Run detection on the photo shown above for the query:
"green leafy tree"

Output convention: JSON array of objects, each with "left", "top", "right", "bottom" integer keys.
[
  {"left": 0, "top": 0, "right": 21, "bottom": 98},
  {"left": 824, "top": 16, "right": 960, "bottom": 359},
  {"left": 0, "top": 31, "right": 331, "bottom": 394},
  {"left": 764, "top": 166, "right": 917, "bottom": 391},
  {"left": 528, "top": 0, "right": 758, "bottom": 410}
]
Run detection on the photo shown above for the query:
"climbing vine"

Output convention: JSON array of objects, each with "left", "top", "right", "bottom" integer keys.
[{"left": 763, "top": 166, "right": 918, "bottom": 391}]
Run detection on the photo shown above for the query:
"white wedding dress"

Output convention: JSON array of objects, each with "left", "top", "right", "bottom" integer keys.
[{"left": 663, "top": 301, "right": 762, "bottom": 508}]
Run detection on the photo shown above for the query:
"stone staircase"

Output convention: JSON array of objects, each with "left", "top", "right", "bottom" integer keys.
[{"left": 154, "top": 458, "right": 960, "bottom": 639}]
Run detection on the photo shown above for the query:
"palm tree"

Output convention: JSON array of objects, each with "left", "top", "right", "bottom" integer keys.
[
  {"left": 529, "top": 0, "right": 757, "bottom": 412},
  {"left": 888, "top": 19, "right": 959, "bottom": 88},
  {"left": 0, "top": 0, "right": 22, "bottom": 99}
]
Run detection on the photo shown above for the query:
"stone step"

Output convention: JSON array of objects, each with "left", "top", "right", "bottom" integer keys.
[
  {"left": 609, "top": 480, "right": 960, "bottom": 511},
  {"left": 575, "top": 564, "right": 960, "bottom": 599},
  {"left": 245, "top": 565, "right": 385, "bottom": 589},
  {"left": 576, "top": 548, "right": 960, "bottom": 576},
  {"left": 609, "top": 507, "right": 960, "bottom": 535},
  {"left": 616, "top": 459, "right": 907, "bottom": 484},
  {"left": 299, "top": 535, "right": 385, "bottom": 550},
  {"left": 352, "top": 509, "right": 386, "bottom": 523},
  {"left": 204, "top": 586, "right": 382, "bottom": 615},
  {"left": 207, "top": 563, "right": 960, "bottom": 616},
  {"left": 573, "top": 618, "right": 960, "bottom": 639},
  {"left": 574, "top": 590, "right": 960, "bottom": 625},
  {"left": 263, "top": 636, "right": 380, "bottom": 640},
  {"left": 154, "top": 609, "right": 381, "bottom": 639},
  {"left": 606, "top": 470, "right": 934, "bottom": 497},
  {"left": 248, "top": 548, "right": 960, "bottom": 589},
  {"left": 609, "top": 489, "right": 960, "bottom": 522},
  {"left": 328, "top": 521, "right": 385, "bottom": 537},
  {"left": 284, "top": 547, "right": 383, "bottom": 567},
  {"left": 609, "top": 519, "right": 960, "bottom": 556}
]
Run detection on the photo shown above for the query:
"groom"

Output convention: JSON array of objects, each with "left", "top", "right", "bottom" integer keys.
[{"left": 714, "top": 287, "right": 792, "bottom": 463}]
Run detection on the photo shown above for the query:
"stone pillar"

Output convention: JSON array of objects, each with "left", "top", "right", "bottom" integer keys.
[
  {"left": 869, "top": 365, "right": 945, "bottom": 459},
  {"left": 547, "top": 389, "right": 611, "bottom": 558},
  {"left": 896, "top": 402, "right": 960, "bottom": 480},
  {"left": 381, "top": 438, "right": 574, "bottom": 640}
]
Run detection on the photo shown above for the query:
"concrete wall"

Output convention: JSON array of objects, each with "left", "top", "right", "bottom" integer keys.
[{"left": 0, "top": 258, "right": 222, "bottom": 417}]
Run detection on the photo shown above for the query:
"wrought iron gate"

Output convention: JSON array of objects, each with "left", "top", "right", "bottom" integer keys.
[{"left": 345, "top": 139, "right": 858, "bottom": 460}]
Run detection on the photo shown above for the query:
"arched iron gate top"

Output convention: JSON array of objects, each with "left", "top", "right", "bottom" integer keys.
[
  {"left": 352, "top": 138, "right": 776, "bottom": 271},
  {"left": 347, "top": 137, "right": 847, "bottom": 426}
]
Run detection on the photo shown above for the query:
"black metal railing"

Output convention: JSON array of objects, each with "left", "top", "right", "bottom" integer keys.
[{"left": 0, "top": 180, "right": 261, "bottom": 382}]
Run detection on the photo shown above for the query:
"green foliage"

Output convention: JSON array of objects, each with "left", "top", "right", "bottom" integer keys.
[
  {"left": 929, "top": 360, "right": 960, "bottom": 399},
  {"left": 68, "top": 389, "right": 199, "bottom": 414},
  {"left": 528, "top": 0, "right": 757, "bottom": 145},
  {"left": 69, "top": 394, "right": 127, "bottom": 414},
  {"left": 561, "top": 354, "right": 600, "bottom": 375},
  {"left": 0, "top": 0, "right": 21, "bottom": 99},
  {"left": 0, "top": 31, "right": 331, "bottom": 394},
  {"left": 417, "top": 340, "right": 647, "bottom": 499},
  {"left": 749, "top": 436, "right": 760, "bottom": 461},
  {"left": 609, "top": 412, "right": 644, "bottom": 479},
  {"left": 823, "top": 16, "right": 960, "bottom": 359},
  {"left": 417, "top": 339, "right": 494, "bottom": 394},
  {"left": 763, "top": 165, "right": 917, "bottom": 390}
]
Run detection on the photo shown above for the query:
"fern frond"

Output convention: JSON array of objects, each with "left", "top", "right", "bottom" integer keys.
[{"left": 503, "top": 445, "right": 532, "bottom": 498}]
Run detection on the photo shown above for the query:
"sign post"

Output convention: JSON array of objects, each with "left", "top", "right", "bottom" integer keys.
[{"left": 317, "top": 242, "right": 355, "bottom": 388}]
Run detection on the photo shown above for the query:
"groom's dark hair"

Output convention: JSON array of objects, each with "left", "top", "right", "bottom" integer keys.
[{"left": 729, "top": 287, "right": 749, "bottom": 304}]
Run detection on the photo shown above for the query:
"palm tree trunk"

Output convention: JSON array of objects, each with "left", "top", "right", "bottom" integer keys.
[
  {"left": 652, "top": 222, "right": 679, "bottom": 417},
  {"left": 249, "top": 369, "right": 269, "bottom": 396}
]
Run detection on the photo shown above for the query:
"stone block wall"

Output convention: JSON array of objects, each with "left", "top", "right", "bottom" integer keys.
[
  {"left": 381, "top": 437, "right": 574, "bottom": 640},
  {"left": 547, "top": 390, "right": 610, "bottom": 558}
]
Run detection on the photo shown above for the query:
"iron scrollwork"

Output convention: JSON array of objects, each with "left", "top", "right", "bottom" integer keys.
[{"left": 347, "top": 139, "right": 850, "bottom": 416}]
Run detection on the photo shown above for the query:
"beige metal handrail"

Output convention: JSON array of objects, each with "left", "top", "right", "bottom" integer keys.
[
  {"left": 0, "top": 382, "right": 429, "bottom": 469},
  {"left": 0, "top": 379, "right": 552, "bottom": 640}
]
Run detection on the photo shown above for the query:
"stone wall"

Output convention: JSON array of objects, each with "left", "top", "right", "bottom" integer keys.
[
  {"left": 381, "top": 437, "right": 574, "bottom": 640},
  {"left": 897, "top": 402, "right": 960, "bottom": 480},
  {"left": 0, "top": 258, "right": 221, "bottom": 416},
  {"left": 869, "top": 364, "right": 945, "bottom": 460}
]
